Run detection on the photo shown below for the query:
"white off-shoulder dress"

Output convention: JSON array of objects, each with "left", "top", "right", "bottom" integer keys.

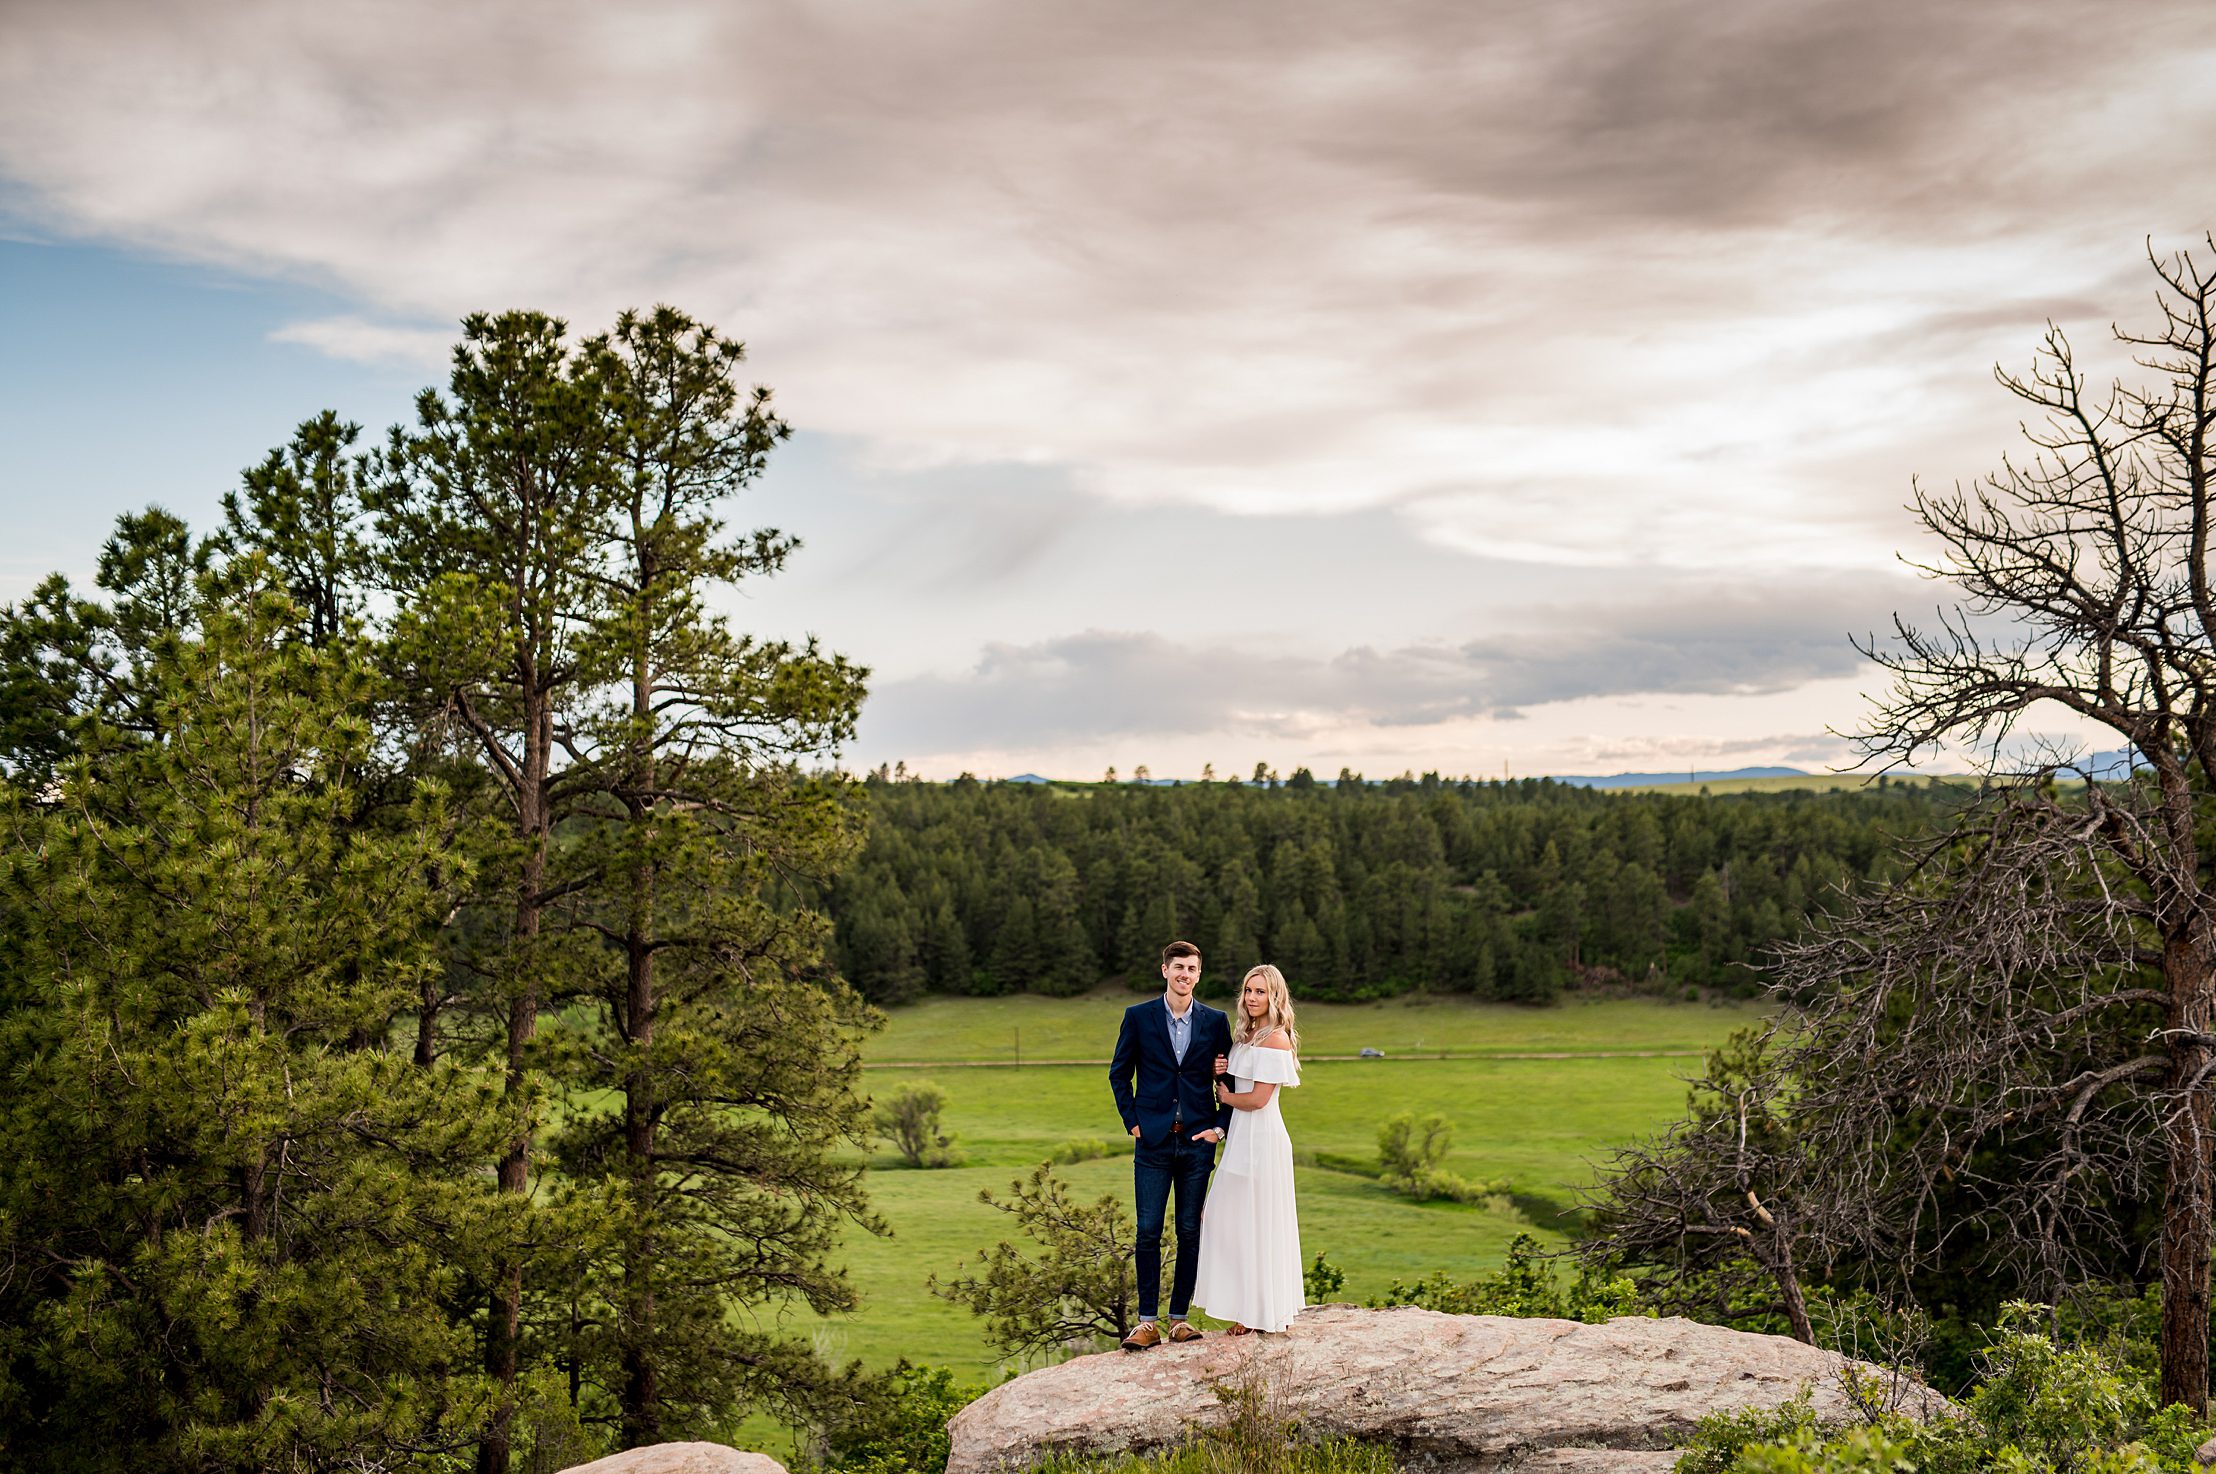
[{"left": 1192, "top": 1037, "right": 1304, "bottom": 1332}]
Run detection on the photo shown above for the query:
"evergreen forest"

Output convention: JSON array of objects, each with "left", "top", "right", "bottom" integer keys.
[{"left": 830, "top": 773, "right": 1970, "bottom": 1005}]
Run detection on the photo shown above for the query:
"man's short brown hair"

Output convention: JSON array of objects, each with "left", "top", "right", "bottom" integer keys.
[{"left": 1162, "top": 940, "right": 1201, "bottom": 966}]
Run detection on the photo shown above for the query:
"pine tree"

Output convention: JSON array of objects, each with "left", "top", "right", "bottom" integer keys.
[
  {"left": 542, "top": 308, "right": 878, "bottom": 1445},
  {"left": 222, "top": 410, "right": 372, "bottom": 649},
  {"left": 0, "top": 507, "right": 215, "bottom": 780},
  {"left": 371, "top": 311, "right": 626, "bottom": 1471},
  {"left": 0, "top": 562, "right": 517, "bottom": 1471},
  {"left": 989, "top": 894, "right": 1043, "bottom": 993}
]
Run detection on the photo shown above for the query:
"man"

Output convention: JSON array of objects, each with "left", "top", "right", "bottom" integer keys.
[{"left": 1107, "top": 939, "right": 1234, "bottom": 1350}]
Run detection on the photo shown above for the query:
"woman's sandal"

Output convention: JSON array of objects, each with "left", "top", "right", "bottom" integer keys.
[{"left": 1226, "top": 1324, "right": 1252, "bottom": 1337}]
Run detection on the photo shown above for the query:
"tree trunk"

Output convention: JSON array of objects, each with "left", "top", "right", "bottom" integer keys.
[
  {"left": 2160, "top": 926, "right": 2216, "bottom": 1413},
  {"left": 414, "top": 980, "right": 440, "bottom": 1068},
  {"left": 618, "top": 896, "right": 659, "bottom": 1446},
  {"left": 618, "top": 624, "right": 661, "bottom": 1448},
  {"left": 478, "top": 697, "right": 550, "bottom": 1474},
  {"left": 1768, "top": 1229, "right": 1814, "bottom": 1346}
]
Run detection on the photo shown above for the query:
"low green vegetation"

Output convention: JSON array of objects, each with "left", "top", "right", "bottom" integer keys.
[
  {"left": 1375, "top": 1231, "right": 1644, "bottom": 1321},
  {"left": 1675, "top": 1305, "right": 2215, "bottom": 1473}
]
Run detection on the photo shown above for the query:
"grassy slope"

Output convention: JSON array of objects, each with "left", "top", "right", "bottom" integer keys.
[{"left": 788, "top": 996, "right": 1759, "bottom": 1382}]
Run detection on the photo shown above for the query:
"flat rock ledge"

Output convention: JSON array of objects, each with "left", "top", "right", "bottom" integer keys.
[
  {"left": 561, "top": 1443, "right": 788, "bottom": 1474},
  {"left": 947, "top": 1305, "right": 1950, "bottom": 1474}
]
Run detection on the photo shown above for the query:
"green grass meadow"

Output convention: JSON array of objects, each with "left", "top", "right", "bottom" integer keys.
[{"left": 794, "top": 995, "right": 1759, "bottom": 1381}]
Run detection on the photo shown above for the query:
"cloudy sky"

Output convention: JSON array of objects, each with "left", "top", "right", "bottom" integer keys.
[{"left": 2, "top": 0, "right": 2208, "bottom": 779}]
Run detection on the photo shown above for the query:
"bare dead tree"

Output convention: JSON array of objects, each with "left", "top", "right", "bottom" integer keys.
[
  {"left": 1580, "top": 1028, "right": 1819, "bottom": 1343},
  {"left": 1739, "top": 806, "right": 2165, "bottom": 1353},
  {"left": 1824, "top": 238, "right": 2216, "bottom": 1412}
]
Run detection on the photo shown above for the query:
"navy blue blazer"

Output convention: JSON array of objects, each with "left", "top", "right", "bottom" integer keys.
[{"left": 1109, "top": 997, "right": 1234, "bottom": 1147}]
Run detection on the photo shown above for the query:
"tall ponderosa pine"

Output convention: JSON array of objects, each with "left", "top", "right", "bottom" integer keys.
[
  {"left": 551, "top": 308, "right": 877, "bottom": 1442},
  {"left": 371, "top": 312, "right": 625, "bottom": 1471},
  {"left": 0, "top": 561, "right": 517, "bottom": 1471}
]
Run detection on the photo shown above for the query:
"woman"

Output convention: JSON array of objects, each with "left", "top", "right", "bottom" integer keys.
[{"left": 1191, "top": 963, "right": 1304, "bottom": 1335}]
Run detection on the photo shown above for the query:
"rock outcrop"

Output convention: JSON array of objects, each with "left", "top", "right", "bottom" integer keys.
[
  {"left": 947, "top": 1305, "right": 1948, "bottom": 1474},
  {"left": 560, "top": 1442, "right": 789, "bottom": 1474}
]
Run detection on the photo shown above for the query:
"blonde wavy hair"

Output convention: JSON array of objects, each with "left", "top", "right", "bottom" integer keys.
[{"left": 1234, "top": 963, "right": 1300, "bottom": 1054}]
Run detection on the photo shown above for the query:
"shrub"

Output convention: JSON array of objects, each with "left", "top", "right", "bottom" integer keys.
[
  {"left": 1724, "top": 1424, "right": 1934, "bottom": 1474},
  {"left": 1303, "top": 1252, "right": 1346, "bottom": 1302},
  {"left": 1375, "top": 1233, "right": 1647, "bottom": 1322},
  {"left": 1390, "top": 1167, "right": 1509, "bottom": 1205},
  {"left": 1048, "top": 1137, "right": 1114, "bottom": 1165},
  {"left": 1376, "top": 1110, "right": 1452, "bottom": 1177},
  {"left": 929, "top": 1163, "right": 1136, "bottom": 1358},
  {"left": 1674, "top": 1304, "right": 2216, "bottom": 1474},
  {"left": 1969, "top": 1303, "right": 2145, "bottom": 1469},
  {"left": 811, "top": 1361, "right": 986, "bottom": 1474},
  {"left": 1671, "top": 1395, "right": 1824, "bottom": 1474},
  {"left": 1374, "top": 1110, "right": 1504, "bottom": 1203},
  {"left": 876, "top": 1083, "right": 960, "bottom": 1167}
]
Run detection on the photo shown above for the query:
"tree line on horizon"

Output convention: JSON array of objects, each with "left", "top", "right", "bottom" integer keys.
[{"left": 829, "top": 770, "right": 1970, "bottom": 1005}]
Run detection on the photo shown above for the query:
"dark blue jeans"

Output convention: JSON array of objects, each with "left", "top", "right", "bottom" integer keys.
[{"left": 1133, "top": 1131, "right": 1216, "bottom": 1320}]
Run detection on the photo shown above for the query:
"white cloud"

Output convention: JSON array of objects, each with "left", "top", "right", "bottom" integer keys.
[
  {"left": 3, "top": 0, "right": 2210, "bottom": 578},
  {"left": 1, "top": 0, "right": 2203, "bottom": 774},
  {"left": 268, "top": 315, "right": 451, "bottom": 369}
]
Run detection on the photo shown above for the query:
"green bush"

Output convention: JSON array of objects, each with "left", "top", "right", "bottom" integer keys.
[
  {"left": 811, "top": 1362, "right": 986, "bottom": 1474},
  {"left": 1672, "top": 1396, "right": 1826, "bottom": 1474},
  {"left": 1048, "top": 1137, "right": 1114, "bottom": 1165},
  {"left": 1725, "top": 1424, "right": 1936, "bottom": 1474},
  {"left": 1674, "top": 1304, "right": 2216, "bottom": 1474},
  {"left": 1377, "top": 1110, "right": 1452, "bottom": 1176},
  {"left": 1375, "top": 1232, "right": 1647, "bottom": 1322},
  {"left": 1374, "top": 1110, "right": 1504, "bottom": 1202},
  {"left": 1303, "top": 1253, "right": 1347, "bottom": 1302},
  {"left": 876, "top": 1083, "right": 962, "bottom": 1168},
  {"left": 1970, "top": 1303, "right": 2142, "bottom": 1466},
  {"left": 1390, "top": 1166, "right": 1509, "bottom": 1204}
]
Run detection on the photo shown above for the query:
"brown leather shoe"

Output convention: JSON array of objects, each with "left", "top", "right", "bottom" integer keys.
[
  {"left": 1167, "top": 1321, "right": 1205, "bottom": 1343},
  {"left": 1120, "top": 1322, "right": 1163, "bottom": 1351}
]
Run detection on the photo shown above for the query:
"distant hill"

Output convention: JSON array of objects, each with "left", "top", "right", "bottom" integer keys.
[
  {"left": 986, "top": 764, "right": 2024, "bottom": 792},
  {"left": 1003, "top": 766, "right": 1819, "bottom": 789},
  {"left": 1002, "top": 773, "right": 1184, "bottom": 786},
  {"left": 1549, "top": 766, "right": 1808, "bottom": 789}
]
